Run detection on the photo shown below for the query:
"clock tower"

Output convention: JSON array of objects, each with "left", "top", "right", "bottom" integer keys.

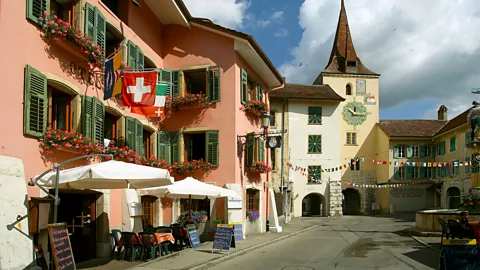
[{"left": 314, "top": 0, "right": 380, "bottom": 215}]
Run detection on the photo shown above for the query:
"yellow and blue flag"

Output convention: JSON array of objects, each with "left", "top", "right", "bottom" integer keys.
[{"left": 104, "top": 50, "right": 123, "bottom": 100}]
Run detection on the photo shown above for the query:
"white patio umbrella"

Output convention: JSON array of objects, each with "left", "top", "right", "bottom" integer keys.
[
  {"left": 140, "top": 177, "right": 236, "bottom": 199},
  {"left": 36, "top": 160, "right": 173, "bottom": 190}
]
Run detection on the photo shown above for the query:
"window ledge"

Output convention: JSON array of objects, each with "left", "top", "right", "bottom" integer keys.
[
  {"left": 345, "top": 144, "right": 358, "bottom": 146},
  {"left": 307, "top": 123, "right": 322, "bottom": 125},
  {"left": 308, "top": 152, "right": 322, "bottom": 154},
  {"left": 306, "top": 183, "right": 323, "bottom": 185},
  {"left": 49, "top": 38, "right": 90, "bottom": 65}
]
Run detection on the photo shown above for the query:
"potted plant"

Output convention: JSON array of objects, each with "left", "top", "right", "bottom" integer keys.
[
  {"left": 248, "top": 161, "right": 272, "bottom": 174},
  {"left": 208, "top": 217, "right": 223, "bottom": 240},
  {"left": 176, "top": 210, "right": 209, "bottom": 223},
  {"left": 246, "top": 208, "right": 260, "bottom": 222}
]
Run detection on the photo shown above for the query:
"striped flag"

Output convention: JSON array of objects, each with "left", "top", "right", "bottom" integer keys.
[{"left": 131, "top": 83, "right": 168, "bottom": 117}]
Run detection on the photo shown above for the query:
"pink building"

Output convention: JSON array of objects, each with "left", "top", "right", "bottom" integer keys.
[{"left": 0, "top": 0, "right": 283, "bottom": 264}]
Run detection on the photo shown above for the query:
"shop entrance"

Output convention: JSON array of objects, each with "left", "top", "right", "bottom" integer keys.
[{"left": 55, "top": 190, "right": 99, "bottom": 263}]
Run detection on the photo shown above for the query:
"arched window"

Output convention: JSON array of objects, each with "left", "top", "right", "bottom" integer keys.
[{"left": 346, "top": 84, "right": 352, "bottom": 95}]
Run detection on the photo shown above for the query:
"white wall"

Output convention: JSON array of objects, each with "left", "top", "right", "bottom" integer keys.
[{"left": 287, "top": 100, "right": 343, "bottom": 217}]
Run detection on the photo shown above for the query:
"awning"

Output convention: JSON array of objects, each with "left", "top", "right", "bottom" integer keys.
[{"left": 140, "top": 177, "right": 236, "bottom": 199}]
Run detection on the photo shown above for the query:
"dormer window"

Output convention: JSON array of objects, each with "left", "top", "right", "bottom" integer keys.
[{"left": 347, "top": 61, "right": 357, "bottom": 72}]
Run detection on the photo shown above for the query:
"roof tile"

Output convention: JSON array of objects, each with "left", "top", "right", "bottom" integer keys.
[
  {"left": 269, "top": 83, "right": 345, "bottom": 101},
  {"left": 379, "top": 120, "right": 447, "bottom": 137}
]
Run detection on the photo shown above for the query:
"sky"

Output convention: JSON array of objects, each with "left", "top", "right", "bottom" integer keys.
[{"left": 183, "top": 0, "right": 480, "bottom": 121}]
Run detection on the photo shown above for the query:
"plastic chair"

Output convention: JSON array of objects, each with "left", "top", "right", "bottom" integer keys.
[
  {"left": 139, "top": 232, "right": 159, "bottom": 261},
  {"left": 438, "top": 218, "right": 450, "bottom": 242},
  {"left": 111, "top": 229, "right": 122, "bottom": 258},
  {"left": 121, "top": 232, "right": 141, "bottom": 261},
  {"left": 447, "top": 219, "right": 464, "bottom": 239}
]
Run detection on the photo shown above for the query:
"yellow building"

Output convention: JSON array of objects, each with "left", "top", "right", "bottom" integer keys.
[{"left": 377, "top": 106, "right": 475, "bottom": 213}]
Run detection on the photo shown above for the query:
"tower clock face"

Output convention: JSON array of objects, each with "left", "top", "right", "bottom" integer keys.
[{"left": 342, "top": 101, "right": 368, "bottom": 126}]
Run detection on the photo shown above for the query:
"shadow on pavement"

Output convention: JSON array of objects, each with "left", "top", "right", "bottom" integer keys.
[{"left": 403, "top": 246, "right": 440, "bottom": 269}]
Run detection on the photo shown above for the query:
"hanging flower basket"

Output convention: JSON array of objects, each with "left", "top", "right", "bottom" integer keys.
[
  {"left": 246, "top": 209, "right": 259, "bottom": 222},
  {"left": 248, "top": 161, "right": 272, "bottom": 174},
  {"left": 38, "top": 11, "right": 105, "bottom": 69},
  {"left": 166, "top": 94, "right": 211, "bottom": 112},
  {"left": 241, "top": 100, "right": 268, "bottom": 117}
]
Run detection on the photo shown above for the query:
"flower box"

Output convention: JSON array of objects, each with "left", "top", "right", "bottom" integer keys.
[
  {"left": 241, "top": 100, "right": 268, "bottom": 117},
  {"left": 166, "top": 94, "right": 211, "bottom": 112},
  {"left": 248, "top": 161, "right": 272, "bottom": 174},
  {"left": 246, "top": 209, "right": 259, "bottom": 222}
]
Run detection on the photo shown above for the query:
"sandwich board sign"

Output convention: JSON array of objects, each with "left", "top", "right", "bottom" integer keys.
[{"left": 212, "top": 224, "right": 236, "bottom": 255}]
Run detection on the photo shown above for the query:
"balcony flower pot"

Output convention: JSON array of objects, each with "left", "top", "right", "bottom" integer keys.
[{"left": 241, "top": 100, "right": 268, "bottom": 117}]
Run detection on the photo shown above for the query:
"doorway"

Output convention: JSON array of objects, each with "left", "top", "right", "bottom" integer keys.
[
  {"left": 141, "top": 195, "right": 157, "bottom": 229},
  {"left": 55, "top": 191, "right": 98, "bottom": 263},
  {"left": 343, "top": 188, "right": 361, "bottom": 215},
  {"left": 301, "top": 193, "right": 325, "bottom": 217}
]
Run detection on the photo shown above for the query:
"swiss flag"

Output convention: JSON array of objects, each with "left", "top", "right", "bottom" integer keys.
[{"left": 122, "top": 71, "right": 157, "bottom": 107}]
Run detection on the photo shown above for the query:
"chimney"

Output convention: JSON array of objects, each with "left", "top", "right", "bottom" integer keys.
[{"left": 438, "top": 105, "right": 448, "bottom": 121}]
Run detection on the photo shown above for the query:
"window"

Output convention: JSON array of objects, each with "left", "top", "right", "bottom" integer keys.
[
  {"left": 308, "top": 135, "right": 322, "bottom": 153},
  {"left": 144, "top": 57, "right": 156, "bottom": 70},
  {"left": 439, "top": 141, "right": 446, "bottom": 155},
  {"left": 162, "top": 67, "right": 220, "bottom": 102},
  {"left": 181, "top": 198, "right": 211, "bottom": 219},
  {"left": 394, "top": 145, "right": 406, "bottom": 158},
  {"left": 269, "top": 111, "right": 276, "bottom": 127},
  {"left": 425, "top": 167, "right": 433, "bottom": 178},
  {"left": 466, "top": 132, "right": 472, "bottom": 147},
  {"left": 50, "top": 0, "right": 75, "bottom": 25},
  {"left": 346, "top": 132, "right": 357, "bottom": 145},
  {"left": 124, "top": 116, "right": 142, "bottom": 152},
  {"left": 141, "top": 195, "right": 157, "bottom": 229},
  {"left": 48, "top": 86, "right": 72, "bottom": 131},
  {"left": 412, "top": 146, "right": 419, "bottom": 158},
  {"left": 270, "top": 148, "right": 276, "bottom": 170},
  {"left": 245, "top": 133, "right": 265, "bottom": 168},
  {"left": 450, "top": 160, "right": 459, "bottom": 175},
  {"left": 142, "top": 128, "right": 153, "bottom": 159},
  {"left": 184, "top": 69, "right": 207, "bottom": 95},
  {"left": 412, "top": 167, "right": 419, "bottom": 179},
  {"left": 240, "top": 68, "right": 263, "bottom": 104},
  {"left": 424, "top": 145, "right": 433, "bottom": 157},
  {"left": 450, "top": 137, "right": 456, "bottom": 152},
  {"left": 466, "top": 157, "right": 471, "bottom": 173},
  {"left": 346, "top": 84, "right": 352, "bottom": 95},
  {"left": 105, "top": 23, "right": 124, "bottom": 59},
  {"left": 350, "top": 159, "right": 360, "bottom": 171},
  {"left": 308, "top": 106, "right": 322, "bottom": 124},
  {"left": 394, "top": 167, "right": 407, "bottom": 179},
  {"left": 356, "top": 79, "right": 366, "bottom": 94},
  {"left": 85, "top": 3, "right": 106, "bottom": 51},
  {"left": 307, "top": 166, "right": 322, "bottom": 184},
  {"left": 127, "top": 41, "right": 144, "bottom": 71},
  {"left": 347, "top": 61, "right": 357, "bottom": 72},
  {"left": 181, "top": 131, "right": 219, "bottom": 166},
  {"left": 246, "top": 189, "right": 260, "bottom": 211},
  {"left": 104, "top": 111, "right": 120, "bottom": 141}
]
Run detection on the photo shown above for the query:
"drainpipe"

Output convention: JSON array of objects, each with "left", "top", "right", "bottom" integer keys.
[
  {"left": 265, "top": 92, "right": 270, "bottom": 232},
  {"left": 281, "top": 97, "right": 287, "bottom": 222}
]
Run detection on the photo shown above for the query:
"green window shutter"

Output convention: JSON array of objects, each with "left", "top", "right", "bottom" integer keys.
[
  {"left": 432, "top": 167, "right": 436, "bottom": 178},
  {"left": 432, "top": 145, "right": 437, "bottom": 157},
  {"left": 127, "top": 41, "right": 137, "bottom": 70},
  {"left": 407, "top": 167, "right": 413, "bottom": 179},
  {"left": 82, "top": 96, "right": 94, "bottom": 139},
  {"left": 246, "top": 132, "right": 255, "bottom": 167},
  {"left": 450, "top": 137, "right": 456, "bottom": 152},
  {"left": 85, "top": 3, "right": 96, "bottom": 39},
  {"left": 454, "top": 160, "right": 459, "bottom": 175},
  {"left": 136, "top": 46, "right": 144, "bottom": 71},
  {"left": 257, "top": 138, "right": 265, "bottom": 162},
  {"left": 205, "top": 130, "right": 219, "bottom": 167},
  {"left": 308, "top": 107, "right": 322, "bottom": 124},
  {"left": 466, "top": 132, "right": 471, "bottom": 147},
  {"left": 93, "top": 97, "right": 105, "bottom": 145},
  {"left": 420, "top": 167, "right": 426, "bottom": 178},
  {"left": 135, "top": 119, "right": 143, "bottom": 157},
  {"left": 308, "top": 135, "right": 322, "bottom": 153},
  {"left": 420, "top": 145, "right": 425, "bottom": 158},
  {"left": 440, "top": 167, "right": 445, "bottom": 177},
  {"left": 160, "top": 69, "right": 174, "bottom": 96},
  {"left": 406, "top": 146, "right": 413, "bottom": 158},
  {"left": 172, "top": 70, "right": 180, "bottom": 97},
  {"left": 24, "top": 65, "right": 47, "bottom": 137},
  {"left": 257, "top": 85, "right": 263, "bottom": 101},
  {"left": 157, "top": 131, "right": 171, "bottom": 162},
  {"left": 466, "top": 157, "right": 471, "bottom": 173},
  {"left": 208, "top": 66, "right": 220, "bottom": 102},
  {"left": 94, "top": 8, "right": 106, "bottom": 50},
  {"left": 27, "top": 0, "right": 49, "bottom": 24},
  {"left": 170, "top": 132, "right": 180, "bottom": 163},
  {"left": 241, "top": 69, "right": 247, "bottom": 104},
  {"left": 393, "top": 146, "right": 399, "bottom": 158},
  {"left": 440, "top": 141, "right": 446, "bottom": 155},
  {"left": 308, "top": 166, "right": 321, "bottom": 181},
  {"left": 394, "top": 167, "right": 399, "bottom": 179},
  {"left": 124, "top": 116, "right": 136, "bottom": 151}
]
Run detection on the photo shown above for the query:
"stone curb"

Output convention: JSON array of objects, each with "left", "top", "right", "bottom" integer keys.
[
  {"left": 188, "top": 224, "right": 319, "bottom": 270},
  {"left": 124, "top": 250, "right": 181, "bottom": 270},
  {"left": 411, "top": 235, "right": 441, "bottom": 253},
  {"left": 403, "top": 227, "right": 442, "bottom": 237}
]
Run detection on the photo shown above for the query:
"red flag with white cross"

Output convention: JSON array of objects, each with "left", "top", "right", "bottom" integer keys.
[{"left": 122, "top": 71, "right": 158, "bottom": 107}]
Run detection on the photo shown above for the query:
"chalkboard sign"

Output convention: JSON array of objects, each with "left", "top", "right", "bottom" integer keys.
[
  {"left": 212, "top": 224, "right": 236, "bottom": 255},
  {"left": 186, "top": 225, "right": 201, "bottom": 248},
  {"left": 440, "top": 240, "right": 480, "bottom": 270},
  {"left": 229, "top": 222, "right": 244, "bottom": 241},
  {"left": 48, "top": 223, "right": 76, "bottom": 270}
]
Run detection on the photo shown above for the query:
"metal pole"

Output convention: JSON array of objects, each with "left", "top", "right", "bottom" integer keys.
[
  {"left": 280, "top": 98, "right": 287, "bottom": 221},
  {"left": 54, "top": 169, "right": 60, "bottom": 223}
]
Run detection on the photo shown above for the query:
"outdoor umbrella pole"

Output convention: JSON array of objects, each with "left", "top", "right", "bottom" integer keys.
[{"left": 189, "top": 194, "right": 192, "bottom": 216}]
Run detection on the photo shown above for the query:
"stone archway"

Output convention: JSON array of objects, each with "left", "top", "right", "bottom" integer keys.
[
  {"left": 301, "top": 193, "right": 326, "bottom": 217},
  {"left": 447, "top": 187, "right": 461, "bottom": 209},
  {"left": 342, "top": 188, "right": 361, "bottom": 215}
]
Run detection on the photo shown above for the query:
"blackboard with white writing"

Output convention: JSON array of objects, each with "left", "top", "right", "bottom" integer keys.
[
  {"left": 186, "top": 225, "right": 201, "bottom": 248},
  {"left": 212, "top": 225, "right": 235, "bottom": 254},
  {"left": 440, "top": 245, "right": 480, "bottom": 270},
  {"left": 232, "top": 223, "right": 244, "bottom": 241},
  {"left": 48, "top": 223, "right": 76, "bottom": 270}
]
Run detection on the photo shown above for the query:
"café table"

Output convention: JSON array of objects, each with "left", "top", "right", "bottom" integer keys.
[{"left": 118, "top": 232, "right": 175, "bottom": 249}]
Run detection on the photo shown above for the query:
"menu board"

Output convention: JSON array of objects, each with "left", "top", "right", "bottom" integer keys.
[
  {"left": 186, "top": 225, "right": 201, "bottom": 248},
  {"left": 229, "top": 222, "right": 244, "bottom": 241},
  {"left": 48, "top": 223, "right": 76, "bottom": 270},
  {"left": 440, "top": 239, "right": 480, "bottom": 270},
  {"left": 212, "top": 224, "right": 235, "bottom": 254}
]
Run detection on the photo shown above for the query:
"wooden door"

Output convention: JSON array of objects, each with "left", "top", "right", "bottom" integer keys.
[{"left": 141, "top": 196, "right": 157, "bottom": 229}]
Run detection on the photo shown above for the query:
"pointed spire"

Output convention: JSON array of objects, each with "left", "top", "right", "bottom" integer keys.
[{"left": 322, "top": 0, "right": 377, "bottom": 76}]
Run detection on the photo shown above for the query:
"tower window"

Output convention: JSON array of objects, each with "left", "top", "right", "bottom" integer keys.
[
  {"left": 347, "top": 61, "right": 357, "bottom": 73},
  {"left": 346, "top": 84, "right": 352, "bottom": 95}
]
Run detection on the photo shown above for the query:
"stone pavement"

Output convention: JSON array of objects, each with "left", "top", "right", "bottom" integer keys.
[{"left": 127, "top": 218, "right": 321, "bottom": 270}]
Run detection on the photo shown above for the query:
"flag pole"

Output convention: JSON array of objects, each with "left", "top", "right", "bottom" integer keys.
[{"left": 105, "top": 44, "right": 127, "bottom": 61}]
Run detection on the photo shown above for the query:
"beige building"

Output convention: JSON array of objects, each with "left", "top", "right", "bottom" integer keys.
[{"left": 377, "top": 106, "right": 475, "bottom": 213}]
